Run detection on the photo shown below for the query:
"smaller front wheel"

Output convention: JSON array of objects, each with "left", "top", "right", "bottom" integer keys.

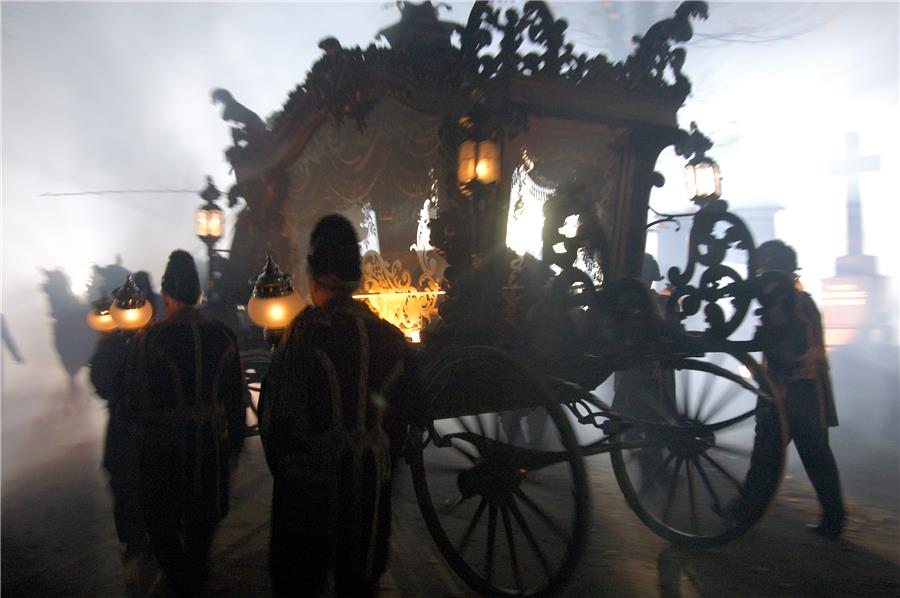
[{"left": 610, "top": 352, "right": 786, "bottom": 547}]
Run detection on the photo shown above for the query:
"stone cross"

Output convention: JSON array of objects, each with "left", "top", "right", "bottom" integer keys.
[{"left": 829, "top": 132, "right": 880, "bottom": 256}]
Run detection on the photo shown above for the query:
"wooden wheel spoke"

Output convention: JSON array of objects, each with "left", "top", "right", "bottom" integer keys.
[
  {"left": 704, "top": 408, "right": 758, "bottom": 432},
  {"left": 486, "top": 502, "right": 498, "bottom": 584},
  {"left": 686, "top": 459, "right": 699, "bottom": 534},
  {"left": 512, "top": 487, "right": 568, "bottom": 541},
  {"left": 452, "top": 441, "right": 479, "bottom": 464},
  {"left": 692, "top": 359, "right": 722, "bottom": 420},
  {"left": 661, "top": 457, "right": 684, "bottom": 523},
  {"left": 709, "top": 442, "right": 753, "bottom": 458},
  {"left": 508, "top": 493, "right": 553, "bottom": 578},
  {"left": 457, "top": 497, "right": 489, "bottom": 557},
  {"left": 643, "top": 394, "right": 679, "bottom": 425},
  {"left": 701, "top": 383, "right": 744, "bottom": 422},
  {"left": 699, "top": 452, "right": 744, "bottom": 492},
  {"left": 691, "top": 455, "right": 725, "bottom": 514},
  {"left": 679, "top": 368, "right": 692, "bottom": 420},
  {"left": 489, "top": 412, "right": 500, "bottom": 442},
  {"left": 500, "top": 502, "right": 525, "bottom": 591},
  {"left": 456, "top": 415, "right": 477, "bottom": 440},
  {"left": 637, "top": 451, "right": 676, "bottom": 499}
]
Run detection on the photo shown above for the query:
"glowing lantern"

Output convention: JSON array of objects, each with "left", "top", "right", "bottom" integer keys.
[
  {"left": 458, "top": 139, "right": 500, "bottom": 185},
  {"left": 247, "top": 254, "right": 305, "bottom": 330},
  {"left": 195, "top": 206, "right": 224, "bottom": 239},
  {"left": 684, "top": 156, "right": 722, "bottom": 203},
  {"left": 86, "top": 297, "right": 118, "bottom": 333},
  {"left": 195, "top": 177, "right": 224, "bottom": 242},
  {"left": 109, "top": 275, "right": 153, "bottom": 331}
]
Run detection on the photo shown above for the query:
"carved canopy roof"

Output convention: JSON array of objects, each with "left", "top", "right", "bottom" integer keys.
[{"left": 217, "top": 0, "right": 709, "bottom": 176}]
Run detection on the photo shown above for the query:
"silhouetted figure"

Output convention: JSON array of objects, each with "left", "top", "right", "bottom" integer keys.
[
  {"left": 121, "top": 250, "right": 246, "bottom": 595},
  {"left": 260, "top": 215, "right": 419, "bottom": 597},
  {"left": 90, "top": 256, "right": 130, "bottom": 301},
  {"left": 132, "top": 270, "right": 164, "bottom": 322},
  {"left": 211, "top": 88, "right": 269, "bottom": 149},
  {"left": 90, "top": 328, "right": 148, "bottom": 559},
  {"left": 40, "top": 268, "right": 95, "bottom": 389},
  {"left": 2, "top": 314, "right": 24, "bottom": 363},
  {"left": 756, "top": 240, "right": 845, "bottom": 538}
]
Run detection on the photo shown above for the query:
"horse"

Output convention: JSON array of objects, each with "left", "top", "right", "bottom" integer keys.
[{"left": 40, "top": 268, "right": 97, "bottom": 390}]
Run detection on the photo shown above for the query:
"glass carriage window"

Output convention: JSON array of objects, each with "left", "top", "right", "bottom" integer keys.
[
  {"left": 412, "top": 174, "right": 439, "bottom": 253},
  {"left": 413, "top": 197, "right": 437, "bottom": 252},
  {"left": 505, "top": 155, "right": 553, "bottom": 259},
  {"left": 359, "top": 201, "right": 381, "bottom": 255}
]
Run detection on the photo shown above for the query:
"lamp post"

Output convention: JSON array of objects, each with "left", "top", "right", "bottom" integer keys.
[
  {"left": 195, "top": 176, "right": 224, "bottom": 301},
  {"left": 247, "top": 253, "right": 305, "bottom": 345},
  {"left": 109, "top": 275, "right": 154, "bottom": 331}
]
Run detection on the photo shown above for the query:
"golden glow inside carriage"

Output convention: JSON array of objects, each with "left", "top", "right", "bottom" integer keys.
[{"left": 354, "top": 289, "right": 446, "bottom": 343}]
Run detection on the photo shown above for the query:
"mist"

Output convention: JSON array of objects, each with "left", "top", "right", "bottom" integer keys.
[{"left": 2, "top": 0, "right": 898, "bottom": 587}]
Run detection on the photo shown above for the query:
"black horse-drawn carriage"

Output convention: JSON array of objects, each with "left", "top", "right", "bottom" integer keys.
[{"left": 208, "top": 2, "right": 789, "bottom": 595}]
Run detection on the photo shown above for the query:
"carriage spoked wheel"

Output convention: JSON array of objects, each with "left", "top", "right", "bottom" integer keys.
[
  {"left": 408, "top": 346, "right": 590, "bottom": 597},
  {"left": 610, "top": 351, "right": 786, "bottom": 548}
]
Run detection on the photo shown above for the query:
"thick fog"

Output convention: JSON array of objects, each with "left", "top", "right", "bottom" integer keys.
[{"left": 2, "top": 0, "right": 898, "bottom": 552}]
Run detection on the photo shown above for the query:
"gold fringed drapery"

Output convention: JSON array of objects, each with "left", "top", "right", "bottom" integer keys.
[{"left": 284, "top": 100, "right": 444, "bottom": 216}]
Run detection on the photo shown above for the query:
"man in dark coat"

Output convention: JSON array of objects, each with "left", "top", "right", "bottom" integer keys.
[
  {"left": 754, "top": 240, "right": 845, "bottom": 538},
  {"left": 91, "top": 328, "right": 148, "bottom": 558},
  {"left": 90, "top": 271, "right": 164, "bottom": 559},
  {"left": 121, "top": 250, "right": 246, "bottom": 594},
  {"left": 259, "top": 214, "right": 418, "bottom": 597}
]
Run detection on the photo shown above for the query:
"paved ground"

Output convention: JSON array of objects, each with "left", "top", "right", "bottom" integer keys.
[{"left": 2, "top": 366, "right": 899, "bottom": 597}]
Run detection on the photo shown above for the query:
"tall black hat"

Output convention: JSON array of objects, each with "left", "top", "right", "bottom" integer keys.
[
  {"left": 161, "top": 249, "right": 201, "bottom": 305},
  {"left": 306, "top": 214, "right": 362, "bottom": 290}
]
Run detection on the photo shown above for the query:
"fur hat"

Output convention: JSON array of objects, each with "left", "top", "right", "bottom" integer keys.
[
  {"left": 161, "top": 250, "right": 201, "bottom": 305},
  {"left": 306, "top": 214, "right": 362, "bottom": 289}
]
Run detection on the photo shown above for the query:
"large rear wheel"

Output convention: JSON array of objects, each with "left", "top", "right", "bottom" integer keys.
[{"left": 610, "top": 351, "right": 785, "bottom": 547}]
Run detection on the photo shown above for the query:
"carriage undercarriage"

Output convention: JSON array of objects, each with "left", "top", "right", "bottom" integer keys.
[{"left": 406, "top": 345, "right": 785, "bottom": 596}]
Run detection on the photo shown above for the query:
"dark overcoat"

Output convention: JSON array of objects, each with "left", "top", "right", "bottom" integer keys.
[
  {"left": 259, "top": 297, "right": 418, "bottom": 592},
  {"left": 763, "top": 288, "right": 838, "bottom": 429},
  {"left": 121, "top": 308, "right": 246, "bottom": 520}
]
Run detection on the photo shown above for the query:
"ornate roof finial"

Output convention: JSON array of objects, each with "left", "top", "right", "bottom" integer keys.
[{"left": 377, "top": 1, "right": 456, "bottom": 50}]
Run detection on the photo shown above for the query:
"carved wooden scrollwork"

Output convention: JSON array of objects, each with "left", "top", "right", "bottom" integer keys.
[
  {"left": 665, "top": 199, "right": 757, "bottom": 340},
  {"left": 358, "top": 250, "right": 443, "bottom": 338},
  {"left": 542, "top": 181, "right": 607, "bottom": 299},
  {"left": 264, "top": 1, "right": 708, "bottom": 135},
  {"left": 622, "top": 1, "right": 709, "bottom": 98}
]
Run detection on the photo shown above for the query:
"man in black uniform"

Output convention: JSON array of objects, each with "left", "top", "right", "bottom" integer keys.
[
  {"left": 754, "top": 240, "right": 845, "bottom": 539},
  {"left": 91, "top": 327, "right": 149, "bottom": 560},
  {"left": 260, "top": 214, "right": 418, "bottom": 597},
  {"left": 121, "top": 250, "right": 246, "bottom": 594}
]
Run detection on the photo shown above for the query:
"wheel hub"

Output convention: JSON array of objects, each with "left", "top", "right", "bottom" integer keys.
[
  {"left": 667, "top": 424, "right": 715, "bottom": 458},
  {"left": 457, "top": 462, "right": 527, "bottom": 498}
]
